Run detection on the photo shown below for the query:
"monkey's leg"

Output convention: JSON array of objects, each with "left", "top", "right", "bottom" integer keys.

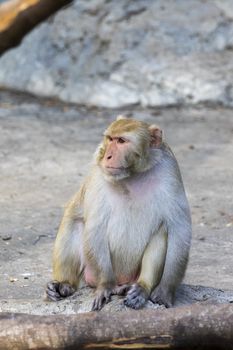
[
  {"left": 84, "top": 232, "right": 116, "bottom": 311},
  {"left": 150, "top": 219, "right": 191, "bottom": 307},
  {"left": 124, "top": 225, "right": 168, "bottom": 310},
  {"left": 46, "top": 218, "right": 84, "bottom": 301}
]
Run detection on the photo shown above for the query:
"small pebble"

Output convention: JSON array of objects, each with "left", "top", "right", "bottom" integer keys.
[
  {"left": 2, "top": 234, "right": 12, "bottom": 241},
  {"left": 9, "top": 277, "right": 18, "bottom": 282}
]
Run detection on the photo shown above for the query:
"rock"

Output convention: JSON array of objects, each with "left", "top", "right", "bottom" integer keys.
[
  {"left": 1, "top": 234, "right": 12, "bottom": 241},
  {"left": 0, "top": 284, "right": 233, "bottom": 315},
  {"left": 0, "top": 0, "right": 233, "bottom": 108}
]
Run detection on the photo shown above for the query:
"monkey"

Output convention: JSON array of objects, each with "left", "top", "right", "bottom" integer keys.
[{"left": 46, "top": 115, "right": 192, "bottom": 311}]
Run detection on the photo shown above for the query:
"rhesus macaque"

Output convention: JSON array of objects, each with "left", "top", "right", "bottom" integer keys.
[{"left": 46, "top": 116, "right": 192, "bottom": 311}]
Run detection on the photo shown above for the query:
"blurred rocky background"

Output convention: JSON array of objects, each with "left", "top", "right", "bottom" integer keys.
[{"left": 0, "top": 0, "right": 233, "bottom": 108}]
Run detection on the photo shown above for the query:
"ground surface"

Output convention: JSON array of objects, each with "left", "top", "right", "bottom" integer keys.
[{"left": 0, "top": 91, "right": 233, "bottom": 314}]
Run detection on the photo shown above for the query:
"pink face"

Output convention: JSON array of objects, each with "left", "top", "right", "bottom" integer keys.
[
  {"left": 101, "top": 136, "right": 131, "bottom": 176},
  {"left": 99, "top": 120, "right": 163, "bottom": 180}
]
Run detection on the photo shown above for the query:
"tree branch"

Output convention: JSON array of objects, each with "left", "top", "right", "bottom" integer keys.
[
  {"left": 0, "top": 303, "right": 233, "bottom": 349},
  {"left": 0, "top": 0, "right": 73, "bottom": 55}
]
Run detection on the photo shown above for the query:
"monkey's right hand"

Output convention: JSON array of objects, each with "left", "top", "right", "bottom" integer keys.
[
  {"left": 46, "top": 280, "right": 76, "bottom": 301},
  {"left": 92, "top": 287, "right": 112, "bottom": 311}
]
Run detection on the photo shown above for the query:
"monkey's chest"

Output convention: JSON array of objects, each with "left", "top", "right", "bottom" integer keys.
[
  {"left": 85, "top": 175, "right": 162, "bottom": 278},
  {"left": 107, "top": 202, "right": 160, "bottom": 276}
]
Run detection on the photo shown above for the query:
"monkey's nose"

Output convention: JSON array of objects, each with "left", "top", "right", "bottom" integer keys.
[{"left": 107, "top": 155, "right": 112, "bottom": 160}]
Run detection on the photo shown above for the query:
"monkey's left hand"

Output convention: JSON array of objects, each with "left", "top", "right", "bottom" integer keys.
[
  {"left": 92, "top": 288, "right": 112, "bottom": 311},
  {"left": 124, "top": 283, "right": 149, "bottom": 309},
  {"left": 112, "top": 284, "right": 131, "bottom": 296}
]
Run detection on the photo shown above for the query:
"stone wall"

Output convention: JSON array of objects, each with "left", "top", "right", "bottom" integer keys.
[{"left": 0, "top": 0, "right": 233, "bottom": 108}]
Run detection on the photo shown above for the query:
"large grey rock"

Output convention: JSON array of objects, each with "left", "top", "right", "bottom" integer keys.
[{"left": 0, "top": 0, "right": 233, "bottom": 108}]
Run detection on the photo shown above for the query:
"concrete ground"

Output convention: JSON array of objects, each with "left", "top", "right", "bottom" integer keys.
[{"left": 0, "top": 91, "right": 233, "bottom": 314}]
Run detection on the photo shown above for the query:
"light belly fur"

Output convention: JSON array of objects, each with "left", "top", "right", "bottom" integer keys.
[
  {"left": 107, "top": 197, "right": 160, "bottom": 278},
  {"left": 84, "top": 169, "right": 163, "bottom": 283}
]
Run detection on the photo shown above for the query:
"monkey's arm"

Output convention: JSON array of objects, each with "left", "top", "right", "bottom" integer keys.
[
  {"left": 124, "top": 225, "right": 168, "bottom": 309},
  {"left": 46, "top": 185, "right": 86, "bottom": 301}
]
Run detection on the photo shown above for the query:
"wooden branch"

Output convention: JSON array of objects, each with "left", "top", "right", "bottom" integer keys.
[
  {"left": 0, "top": 0, "right": 73, "bottom": 55},
  {"left": 0, "top": 303, "right": 233, "bottom": 349}
]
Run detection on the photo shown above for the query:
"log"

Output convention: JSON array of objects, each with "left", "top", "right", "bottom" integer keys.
[
  {"left": 0, "top": 303, "right": 233, "bottom": 349},
  {"left": 0, "top": 0, "right": 73, "bottom": 55}
]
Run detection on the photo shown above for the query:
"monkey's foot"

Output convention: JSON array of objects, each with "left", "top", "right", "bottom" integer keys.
[
  {"left": 46, "top": 281, "right": 76, "bottom": 301},
  {"left": 150, "top": 289, "right": 173, "bottom": 308},
  {"left": 124, "top": 283, "right": 148, "bottom": 309},
  {"left": 112, "top": 284, "right": 131, "bottom": 296},
  {"left": 92, "top": 288, "right": 112, "bottom": 311}
]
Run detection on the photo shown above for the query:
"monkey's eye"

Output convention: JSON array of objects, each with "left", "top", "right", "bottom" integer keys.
[
  {"left": 106, "top": 136, "right": 113, "bottom": 142},
  {"left": 117, "top": 138, "right": 126, "bottom": 144}
]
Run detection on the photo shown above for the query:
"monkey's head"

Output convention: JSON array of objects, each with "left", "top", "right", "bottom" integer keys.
[{"left": 96, "top": 115, "right": 163, "bottom": 181}]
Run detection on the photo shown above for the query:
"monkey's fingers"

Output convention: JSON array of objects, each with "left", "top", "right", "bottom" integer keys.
[
  {"left": 46, "top": 281, "right": 75, "bottom": 302},
  {"left": 46, "top": 281, "right": 63, "bottom": 301},
  {"left": 112, "top": 284, "right": 131, "bottom": 296},
  {"left": 124, "top": 283, "right": 148, "bottom": 309},
  {"left": 92, "top": 289, "right": 112, "bottom": 311},
  {"left": 58, "top": 283, "right": 76, "bottom": 297}
]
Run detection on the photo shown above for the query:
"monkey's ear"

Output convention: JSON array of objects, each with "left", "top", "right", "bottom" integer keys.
[
  {"left": 116, "top": 115, "right": 127, "bottom": 121},
  {"left": 149, "top": 125, "right": 163, "bottom": 148}
]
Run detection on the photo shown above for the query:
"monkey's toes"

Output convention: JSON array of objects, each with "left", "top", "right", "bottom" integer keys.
[
  {"left": 92, "top": 289, "right": 112, "bottom": 311},
  {"left": 150, "top": 291, "right": 173, "bottom": 308},
  {"left": 124, "top": 283, "right": 148, "bottom": 309}
]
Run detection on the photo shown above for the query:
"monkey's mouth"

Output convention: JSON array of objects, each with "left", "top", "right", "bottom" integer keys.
[
  {"left": 106, "top": 166, "right": 124, "bottom": 171},
  {"left": 105, "top": 166, "right": 127, "bottom": 175},
  {"left": 106, "top": 166, "right": 124, "bottom": 169}
]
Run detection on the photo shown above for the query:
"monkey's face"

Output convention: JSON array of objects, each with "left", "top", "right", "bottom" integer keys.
[
  {"left": 96, "top": 116, "right": 163, "bottom": 181},
  {"left": 100, "top": 134, "right": 135, "bottom": 180}
]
